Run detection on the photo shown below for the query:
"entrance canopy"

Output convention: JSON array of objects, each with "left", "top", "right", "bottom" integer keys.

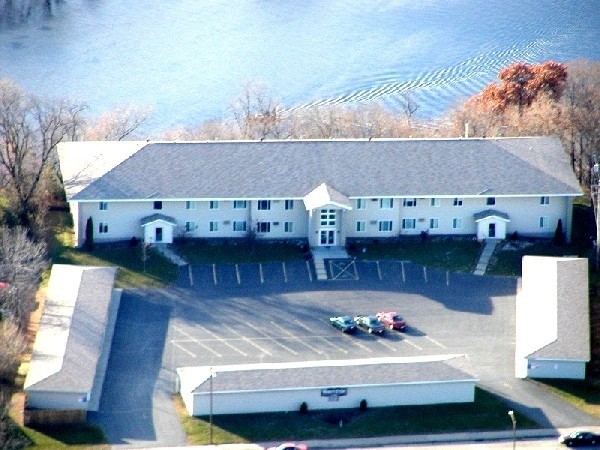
[
  {"left": 303, "top": 183, "right": 353, "bottom": 211},
  {"left": 140, "top": 213, "right": 177, "bottom": 244},
  {"left": 474, "top": 209, "right": 510, "bottom": 240}
]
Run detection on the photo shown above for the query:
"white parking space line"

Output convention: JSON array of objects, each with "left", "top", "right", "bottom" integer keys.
[
  {"left": 294, "top": 320, "right": 349, "bottom": 354},
  {"left": 425, "top": 335, "right": 447, "bottom": 349},
  {"left": 202, "top": 327, "right": 248, "bottom": 357},
  {"left": 173, "top": 326, "right": 222, "bottom": 357},
  {"left": 270, "top": 321, "right": 325, "bottom": 355},
  {"left": 171, "top": 341, "right": 197, "bottom": 357},
  {"left": 227, "top": 328, "right": 273, "bottom": 356},
  {"left": 403, "top": 338, "right": 422, "bottom": 350},
  {"left": 317, "top": 318, "right": 372, "bottom": 353},
  {"left": 375, "top": 338, "right": 397, "bottom": 352},
  {"left": 246, "top": 322, "right": 299, "bottom": 355}
]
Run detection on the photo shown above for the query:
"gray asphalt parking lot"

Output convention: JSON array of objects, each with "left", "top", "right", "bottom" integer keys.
[
  {"left": 95, "top": 260, "right": 599, "bottom": 448},
  {"left": 168, "top": 260, "right": 517, "bottom": 374}
]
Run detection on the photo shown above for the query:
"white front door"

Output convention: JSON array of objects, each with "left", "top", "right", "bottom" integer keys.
[{"left": 319, "top": 229, "right": 336, "bottom": 246}]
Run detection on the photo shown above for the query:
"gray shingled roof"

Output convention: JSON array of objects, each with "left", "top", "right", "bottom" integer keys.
[
  {"left": 68, "top": 137, "right": 581, "bottom": 201},
  {"left": 191, "top": 358, "right": 475, "bottom": 393},
  {"left": 527, "top": 258, "right": 590, "bottom": 360},
  {"left": 140, "top": 213, "right": 177, "bottom": 226},
  {"left": 25, "top": 265, "right": 118, "bottom": 394},
  {"left": 473, "top": 209, "right": 510, "bottom": 221}
]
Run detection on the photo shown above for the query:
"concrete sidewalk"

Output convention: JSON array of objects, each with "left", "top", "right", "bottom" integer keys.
[{"left": 152, "top": 427, "right": 600, "bottom": 450}]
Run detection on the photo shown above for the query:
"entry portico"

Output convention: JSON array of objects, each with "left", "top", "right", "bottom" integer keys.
[
  {"left": 303, "top": 183, "right": 353, "bottom": 247},
  {"left": 474, "top": 210, "right": 511, "bottom": 240}
]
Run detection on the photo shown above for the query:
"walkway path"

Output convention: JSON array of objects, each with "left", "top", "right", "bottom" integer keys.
[
  {"left": 311, "top": 247, "right": 350, "bottom": 280},
  {"left": 154, "top": 244, "right": 188, "bottom": 266},
  {"left": 474, "top": 239, "right": 500, "bottom": 275}
]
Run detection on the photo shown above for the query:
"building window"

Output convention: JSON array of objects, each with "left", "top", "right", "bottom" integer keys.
[
  {"left": 209, "top": 201, "right": 219, "bottom": 210},
  {"left": 257, "top": 222, "right": 271, "bottom": 233},
  {"left": 285, "top": 200, "right": 294, "bottom": 210},
  {"left": 185, "top": 221, "right": 195, "bottom": 232},
  {"left": 185, "top": 201, "right": 196, "bottom": 210},
  {"left": 486, "top": 197, "right": 496, "bottom": 206},
  {"left": 284, "top": 221, "right": 293, "bottom": 233},
  {"left": 429, "top": 218, "right": 439, "bottom": 229},
  {"left": 453, "top": 198, "right": 463, "bottom": 206},
  {"left": 356, "top": 199, "right": 366, "bottom": 210},
  {"left": 257, "top": 200, "right": 271, "bottom": 210},
  {"left": 98, "top": 223, "right": 108, "bottom": 234},
  {"left": 403, "top": 198, "right": 417, "bottom": 207},
  {"left": 234, "top": 200, "right": 247, "bottom": 209},
  {"left": 233, "top": 221, "right": 247, "bottom": 232},
  {"left": 356, "top": 221, "right": 366, "bottom": 232},
  {"left": 99, "top": 201, "right": 108, "bottom": 211},
  {"left": 401, "top": 219, "right": 415, "bottom": 230},
  {"left": 540, "top": 196, "right": 550, "bottom": 205},
  {"left": 379, "top": 220, "right": 393, "bottom": 232},
  {"left": 153, "top": 201, "right": 162, "bottom": 210},
  {"left": 430, "top": 198, "right": 440, "bottom": 207},
  {"left": 320, "top": 209, "right": 336, "bottom": 226},
  {"left": 209, "top": 221, "right": 218, "bottom": 232},
  {"left": 379, "top": 198, "right": 393, "bottom": 209},
  {"left": 539, "top": 216, "right": 549, "bottom": 228},
  {"left": 452, "top": 218, "right": 462, "bottom": 229}
]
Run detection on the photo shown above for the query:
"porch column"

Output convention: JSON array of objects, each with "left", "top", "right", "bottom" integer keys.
[{"left": 307, "top": 209, "right": 314, "bottom": 247}]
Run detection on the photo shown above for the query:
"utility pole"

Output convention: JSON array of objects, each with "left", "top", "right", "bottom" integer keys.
[{"left": 591, "top": 159, "right": 600, "bottom": 269}]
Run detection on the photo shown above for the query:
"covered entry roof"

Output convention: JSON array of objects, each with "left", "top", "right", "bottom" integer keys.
[
  {"left": 474, "top": 209, "right": 510, "bottom": 222},
  {"left": 303, "top": 183, "right": 353, "bottom": 210}
]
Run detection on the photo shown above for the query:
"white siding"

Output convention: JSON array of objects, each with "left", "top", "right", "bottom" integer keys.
[
  {"left": 72, "top": 195, "right": 573, "bottom": 247},
  {"left": 526, "top": 359, "right": 587, "bottom": 380},
  {"left": 186, "top": 381, "right": 475, "bottom": 416},
  {"left": 26, "top": 391, "right": 90, "bottom": 410}
]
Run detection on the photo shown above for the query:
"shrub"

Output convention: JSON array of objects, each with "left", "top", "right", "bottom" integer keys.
[
  {"left": 553, "top": 219, "right": 565, "bottom": 246},
  {"left": 299, "top": 402, "right": 308, "bottom": 414},
  {"left": 359, "top": 399, "right": 368, "bottom": 412}
]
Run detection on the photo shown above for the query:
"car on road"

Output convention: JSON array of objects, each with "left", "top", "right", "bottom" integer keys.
[
  {"left": 329, "top": 315, "right": 357, "bottom": 333},
  {"left": 376, "top": 311, "right": 407, "bottom": 331},
  {"left": 353, "top": 315, "right": 385, "bottom": 334},
  {"left": 267, "top": 443, "right": 308, "bottom": 450},
  {"left": 558, "top": 431, "right": 600, "bottom": 446}
]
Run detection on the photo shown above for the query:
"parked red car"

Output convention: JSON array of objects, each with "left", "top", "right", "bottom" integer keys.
[{"left": 376, "top": 311, "right": 407, "bottom": 331}]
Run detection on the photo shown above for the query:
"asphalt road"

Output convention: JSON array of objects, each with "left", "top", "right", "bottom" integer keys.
[{"left": 90, "top": 260, "right": 600, "bottom": 448}]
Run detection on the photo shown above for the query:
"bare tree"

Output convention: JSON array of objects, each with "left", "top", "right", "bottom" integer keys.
[
  {"left": 0, "top": 320, "right": 26, "bottom": 383},
  {"left": 230, "top": 82, "right": 285, "bottom": 139},
  {"left": 82, "top": 104, "right": 153, "bottom": 141},
  {"left": 0, "top": 79, "right": 86, "bottom": 230},
  {"left": 0, "top": 227, "right": 48, "bottom": 329}
]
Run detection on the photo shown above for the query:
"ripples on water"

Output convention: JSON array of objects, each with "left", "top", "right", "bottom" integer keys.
[{"left": 0, "top": 0, "right": 598, "bottom": 131}]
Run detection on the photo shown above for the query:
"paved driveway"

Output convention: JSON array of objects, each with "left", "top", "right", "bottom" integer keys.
[{"left": 92, "top": 260, "right": 600, "bottom": 448}]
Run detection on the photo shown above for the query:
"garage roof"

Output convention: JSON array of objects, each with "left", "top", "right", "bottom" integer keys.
[
  {"left": 180, "top": 355, "right": 476, "bottom": 394},
  {"left": 524, "top": 257, "right": 590, "bottom": 361},
  {"left": 24, "top": 265, "right": 119, "bottom": 400}
]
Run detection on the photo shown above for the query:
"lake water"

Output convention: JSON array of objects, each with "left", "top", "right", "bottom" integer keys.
[{"left": 0, "top": 0, "right": 599, "bottom": 132}]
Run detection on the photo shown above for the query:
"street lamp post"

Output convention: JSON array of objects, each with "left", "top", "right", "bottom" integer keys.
[
  {"left": 209, "top": 367, "right": 214, "bottom": 445},
  {"left": 508, "top": 410, "right": 516, "bottom": 450}
]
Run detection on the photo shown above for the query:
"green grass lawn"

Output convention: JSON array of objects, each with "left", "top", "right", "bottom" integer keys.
[
  {"left": 47, "top": 211, "right": 178, "bottom": 288},
  {"left": 348, "top": 238, "right": 482, "bottom": 272},
  {"left": 176, "top": 388, "right": 539, "bottom": 445},
  {"left": 176, "top": 239, "right": 305, "bottom": 264},
  {"left": 485, "top": 240, "right": 590, "bottom": 276},
  {"left": 2, "top": 416, "right": 109, "bottom": 450},
  {"left": 534, "top": 379, "right": 600, "bottom": 420}
]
